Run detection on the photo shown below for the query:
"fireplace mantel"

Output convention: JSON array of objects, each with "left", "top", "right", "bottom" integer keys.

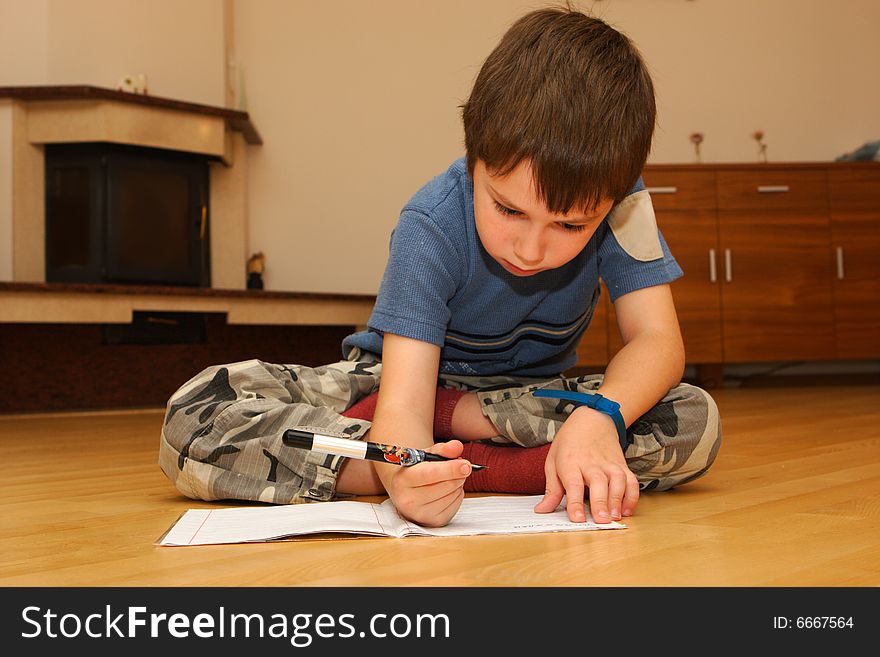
[
  {"left": 0, "top": 85, "right": 262, "bottom": 149},
  {"left": 0, "top": 85, "right": 258, "bottom": 291}
]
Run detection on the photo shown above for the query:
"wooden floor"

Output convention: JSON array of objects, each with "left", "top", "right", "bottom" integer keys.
[{"left": 2, "top": 384, "right": 879, "bottom": 587}]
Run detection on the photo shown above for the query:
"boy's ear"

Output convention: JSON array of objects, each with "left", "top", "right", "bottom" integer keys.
[{"left": 606, "top": 190, "right": 663, "bottom": 262}]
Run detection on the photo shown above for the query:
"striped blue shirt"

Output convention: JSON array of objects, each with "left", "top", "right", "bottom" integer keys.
[{"left": 342, "top": 158, "right": 682, "bottom": 377}]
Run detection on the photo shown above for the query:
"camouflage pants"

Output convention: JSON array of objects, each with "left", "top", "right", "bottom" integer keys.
[{"left": 159, "top": 353, "right": 722, "bottom": 504}]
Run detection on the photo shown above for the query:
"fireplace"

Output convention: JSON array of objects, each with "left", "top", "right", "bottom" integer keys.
[
  {"left": 1, "top": 85, "right": 259, "bottom": 289},
  {"left": 45, "top": 142, "right": 212, "bottom": 287}
]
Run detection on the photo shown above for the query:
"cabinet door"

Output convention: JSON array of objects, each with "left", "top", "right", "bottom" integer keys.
[
  {"left": 656, "top": 209, "right": 723, "bottom": 363},
  {"left": 718, "top": 211, "right": 835, "bottom": 361},
  {"left": 605, "top": 209, "right": 723, "bottom": 363},
  {"left": 641, "top": 168, "right": 722, "bottom": 363},
  {"left": 829, "top": 168, "right": 880, "bottom": 358}
]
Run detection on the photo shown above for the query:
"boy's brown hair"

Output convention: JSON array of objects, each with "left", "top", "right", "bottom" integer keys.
[{"left": 462, "top": 5, "right": 655, "bottom": 213}]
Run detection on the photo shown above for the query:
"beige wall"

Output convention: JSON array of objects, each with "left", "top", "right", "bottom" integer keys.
[
  {"left": 1, "top": 1, "right": 878, "bottom": 293},
  {"left": 234, "top": 0, "right": 536, "bottom": 294},
  {"left": 235, "top": 0, "right": 880, "bottom": 294},
  {"left": 45, "top": 0, "right": 225, "bottom": 106},
  {"left": 0, "top": 0, "right": 49, "bottom": 85},
  {"left": 0, "top": 0, "right": 225, "bottom": 106},
  {"left": 594, "top": 0, "right": 879, "bottom": 164}
]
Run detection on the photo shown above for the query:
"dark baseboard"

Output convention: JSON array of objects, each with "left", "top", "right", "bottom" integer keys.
[
  {"left": 0, "top": 316, "right": 353, "bottom": 414},
  {"left": 570, "top": 363, "right": 880, "bottom": 391},
  {"left": 731, "top": 371, "right": 880, "bottom": 388}
]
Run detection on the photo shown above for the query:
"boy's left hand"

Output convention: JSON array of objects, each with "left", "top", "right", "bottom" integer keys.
[{"left": 534, "top": 408, "right": 639, "bottom": 523}]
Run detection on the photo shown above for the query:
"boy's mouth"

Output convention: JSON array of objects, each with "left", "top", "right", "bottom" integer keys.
[{"left": 501, "top": 259, "right": 543, "bottom": 276}]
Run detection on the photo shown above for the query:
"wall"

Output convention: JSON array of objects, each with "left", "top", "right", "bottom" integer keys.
[
  {"left": 44, "top": 0, "right": 225, "bottom": 106},
  {"left": 0, "top": 0, "right": 49, "bottom": 86},
  {"left": 1, "top": 1, "right": 878, "bottom": 294},
  {"left": 593, "top": 0, "right": 879, "bottom": 164},
  {"left": 234, "top": 0, "right": 880, "bottom": 293},
  {"left": 0, "top": 0, "right": 225, "bottom": 106},
  {"left": 233, "top": 0, "right": 531, "bottom": 294}
]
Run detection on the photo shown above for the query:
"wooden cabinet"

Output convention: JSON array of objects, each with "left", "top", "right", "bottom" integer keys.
[
  {"left": 575, "top": 284, "right": 609, "bottom": 367},
  {"left": 644, "top": 169, "right": 723, "bottom": 362},
  {"left": 828, "top": 168, "right": 880, "bottom": 358},
  {"left": 714, "top": 168, "right": 835, "bottom": 361},
  {"left": 580, "top": 161, "right": 880, "bottom": 370}
]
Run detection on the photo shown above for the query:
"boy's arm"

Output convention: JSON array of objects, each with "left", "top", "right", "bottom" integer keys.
[
  {"left": 535, "top": 284, "right": 685, "bottom": 523},
  {"left": 371, "top": 333, "right": 472, "bottom": 527}
]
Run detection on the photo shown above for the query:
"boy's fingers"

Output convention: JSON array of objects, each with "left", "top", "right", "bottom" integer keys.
[
  {"left": 420, "top": 475, "right": 466, "bottom": 504},
  {"left": 561, "top": 475, "right": 586, "bottom": 523},
  {"left": 408, "top": 459, "right": 471, "bottom": 487},
  {"left": 622, "top": 474, "right": 640, "bottom": 517},
  {"left": 434, "top": 486, "right": 465, "bottom": 518},
  {"left": 427, "top": 439, "right": 464, "bottom": 459},
  {"left": 607, "top": 471, "right": 628, "bottom": 521},
  {"left": 416, "top": 487, "right": 465, "bottom": 528},
  {"left": 586, "top": 472, "right": 610, "bottom": 523},
  {"left": 534, "top": 460, "right": 563, "bottom": 513}
]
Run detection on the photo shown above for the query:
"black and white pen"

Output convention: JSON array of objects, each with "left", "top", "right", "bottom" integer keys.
[{"left": 282, "top": 429, "right": 488, "bottom": 471}]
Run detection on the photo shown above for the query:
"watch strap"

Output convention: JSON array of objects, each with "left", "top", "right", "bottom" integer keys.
[{"left": 532, "top": 389, "right": 630, "bottom": 453}]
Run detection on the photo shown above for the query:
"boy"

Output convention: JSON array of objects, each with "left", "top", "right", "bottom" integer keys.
[{"left": 160, "top": 7, "right": 721, "bottom": 528}]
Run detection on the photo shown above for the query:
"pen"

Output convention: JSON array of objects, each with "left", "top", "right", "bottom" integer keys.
[{"left": 282, "top": 429, "right": 487, "bottom": 471}]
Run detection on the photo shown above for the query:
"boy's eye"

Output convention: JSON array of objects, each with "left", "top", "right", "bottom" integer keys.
[
  {"left": 492, "top": 199, "right": 588, "bottom": 232},
  {"left": 493, "top": 201, "right": 521, "bottom": 216}
]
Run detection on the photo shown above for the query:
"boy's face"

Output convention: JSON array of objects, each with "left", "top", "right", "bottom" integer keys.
[{"left": 472, "top": 160, "right": 614, "bottom": 277}]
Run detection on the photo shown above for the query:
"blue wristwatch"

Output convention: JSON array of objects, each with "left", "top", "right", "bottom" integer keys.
[{"left": 531, "top": 389, "right": 630, "bottom": 453}]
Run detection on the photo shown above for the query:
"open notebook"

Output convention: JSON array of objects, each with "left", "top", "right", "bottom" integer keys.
[{"left": 158, "top": 495, "right": 626, "bottom": 546}]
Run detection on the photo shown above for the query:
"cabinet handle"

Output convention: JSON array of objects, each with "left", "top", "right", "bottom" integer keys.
[
  {"left": 757, "top": 185, "right": 790, "bottom": 193},
  {"left": 199, "top": 205, "right": 207, "bottom": 240},
  {"left": 724, "top": 248, "right": 732, "bottom": 283},
  {"left": 836, "top": 246, "right": 845, "bottom": 280},
  {"left": 646, "top": 186, "right": 678, "bottom": 194},
  {"left": 708, "top": 248, "right": 717, "bottom": 283}
]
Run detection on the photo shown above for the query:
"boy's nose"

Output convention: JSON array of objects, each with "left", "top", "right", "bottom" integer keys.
[{"left": 514, "top": 230, "right": 544, "bottom": 266}]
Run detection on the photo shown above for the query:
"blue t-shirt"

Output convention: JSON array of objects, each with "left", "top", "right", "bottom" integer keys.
[{"left": 342, "top": 158, "right": 682, "bottom": 377}]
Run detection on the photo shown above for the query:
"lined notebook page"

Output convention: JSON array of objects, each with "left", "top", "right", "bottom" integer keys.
[
  {"left": 158, "top": 496, "right": 625, "bottom": 546},
  {"left": 159, "top": 500, "right": 400, "bottom": 546},
  {"left": 404, "top": 496, "right": 625, "bottom": 537}
]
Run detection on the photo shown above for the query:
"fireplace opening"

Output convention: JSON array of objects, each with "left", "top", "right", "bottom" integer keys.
[{"left": 45, "top": 142, "right": 212, "bottom": 287}]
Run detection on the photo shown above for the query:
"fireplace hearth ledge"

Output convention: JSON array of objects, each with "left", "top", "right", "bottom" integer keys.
[{"left": 0, "top": 282, "right": 374, "bottom": 327}]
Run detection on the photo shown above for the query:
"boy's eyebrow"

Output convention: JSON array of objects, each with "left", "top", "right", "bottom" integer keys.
[
  {"left": 487, "top": 185, "right": 525, "bottom": 213},
  {"left": 488, "top": 184, "right": 598, "bottom": 223}
]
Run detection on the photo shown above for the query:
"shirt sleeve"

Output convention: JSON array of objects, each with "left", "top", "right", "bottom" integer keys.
[
  {"left": 365, "top": 209, "right": 463, "bottom": 347},
  {"left": 598, "top": 187, "right": 683, "bottom": 302}
]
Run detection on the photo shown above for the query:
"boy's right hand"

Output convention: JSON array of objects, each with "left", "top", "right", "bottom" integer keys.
[{"left": 378, "top": 439, "right": 472, "bottom": 527}]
